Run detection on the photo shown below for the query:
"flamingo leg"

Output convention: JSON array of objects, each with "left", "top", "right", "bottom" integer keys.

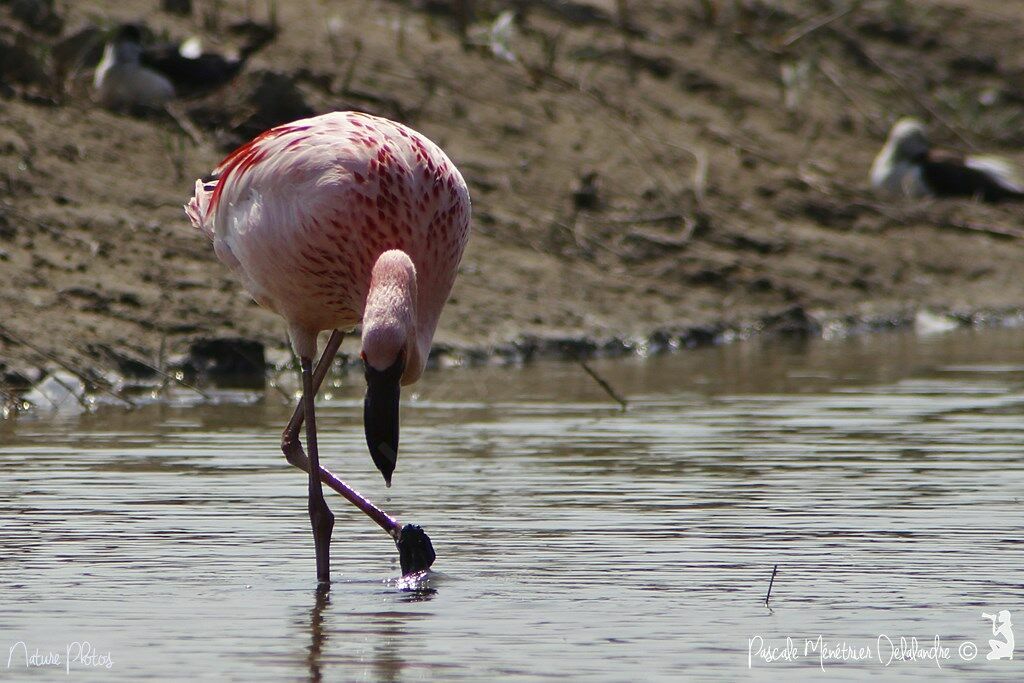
[
  {"left": 301, "top": 355, "right": 335, "bottom": 584},
  {"left": 281, "top": 332, "right": 435, "bottom": 576},
  {"left": 281, "top": 331, "right": 402, "bottom": 537}
]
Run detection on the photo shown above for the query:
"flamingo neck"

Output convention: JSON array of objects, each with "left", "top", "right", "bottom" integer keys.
[{"left": 361, "top": 250, "right": 421, "bottom": 384}]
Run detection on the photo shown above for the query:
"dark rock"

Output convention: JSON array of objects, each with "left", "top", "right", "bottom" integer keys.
[
  {"left": 426, "top": 342, "right": 456, "bottom": 367},
  {"left": 600, "top": 337, "right": 633, "bottom": 356},
  {"left": 112, "top": 356, "right": 158, "bottom": 381},
  {"left": 856, "top": 18, "right": 916, "bottom": 46},
  {"left": 646, "top": 329, "right": 675, "bottom": 353},
  {"left": 182, "top": 337, "right": 266, "bottom": 388},
  {"left": 463, "top": 347, "right": 491, "bottom": 365},
  {"left": 679, "top": 325, "right": 720, "bottom": 348},
  {"left": 510, "top": 336, "right": 539, "bottom": 363},
  {"left": 161, "top": 0, "right": 192, "bottom": 15},
  {"left": 760, "top": 306, "right": 821, "bottom": 337},
  {"left": 490, "top": 342, "right": 522, "bottom": 364},
  {"left": 1, "top": 363, "right": 40, "bottom": 391},
  {"left": 539, "top": 0, "right": 613, "bottom": 27},
  {"left": 949, "top": 53, "right": 998, "bottom": 75},
  {"left": 87, "top": 343, "right": 158, "bottom": 381},
  {"left": 51, "top": 25, "right": 105, "bottom": 74},
  {"left": 688, "top": 264, "right": 735, "bottom": 286},
  {"left": 10, "top": 0, "right": 63, "bottom": 35},
  {"left": 0, "top": 210, "right": 15, "bottom": 240},
  {"left": 799, "top": 197, "right": 864, "bottom": 228},
  {"left": 190, "top": 70, "right": 313, "bottom": 149},
  {"left": 572, "top": 171, "right": 600, "bottom": 210},
  {"left": 728, "top": 232, "right": 786, "bottom": 255},
  {"left": 679, "top": 68, "right": 720, "bottom": 93},
  {"left": 226, "top": 20, "right": 278, "bottom": 58},
  {"left": 241, "top": 70, "right": 313, "bottom": 126},
  {"left": 0, "top": 33, "right": 49, "bottom": 87},
  {"left": 571, "top": 46, "right": 674, "bottom": 79},
  {"left": 117, "top": 292, "right": 142, "bottom": 308},
  {"left": 514, "top": 334, "right": 598, "bottom": 361},
  {"left": 627, "top": 52, "right": 674, "bottom": 79},
  {"left": 412, "top": 0, "right": 472, "bottom": 20}
]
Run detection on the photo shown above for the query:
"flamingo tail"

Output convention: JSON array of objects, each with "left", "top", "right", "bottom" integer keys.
[{"left": 185, "top": 178, "right": 217, "bottom": 240}]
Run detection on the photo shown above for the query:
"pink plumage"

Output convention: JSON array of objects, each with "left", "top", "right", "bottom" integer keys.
[{"left": 186, "top": 111, "right": 471, "bottom": 375}]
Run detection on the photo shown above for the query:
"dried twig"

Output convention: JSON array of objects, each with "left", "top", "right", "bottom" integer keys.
[
  {"left": 600, "top": 212, "right": 684, "bottom": 225},
  {"left": 939, "top": 220, "right": 1023, "bottom": 240},
  {"left": 818, "top": 58, "right": 882, "bottom": 129},
  {"left": 833, "top": 29, "right": 974, "bottom": 149},
  {"left": 116, "top": 351, "right": 211, "bottom": 400},
  {"left": 340, "top": 38, "right": 364, "bottom": 93},
  {"left": 45, "top": 372, "right": 92, "bottom": 411},
  {"left": 704, "top": 124, "right": 780, "bottom": 165},
  {"left": 0, "top": 322, "right": 135, "bottom": 408},
  {"left": 164, "top": 102, "right": 204, "bottom": 147},
  {"left": 579, "top": 361, "right": 628, "bottom": 410},
  {"left": 779, "top": 4, "right": 858, "bottom": 48},
  {"left": 268, "top": 366, "right": 296, "bottom": 404}
]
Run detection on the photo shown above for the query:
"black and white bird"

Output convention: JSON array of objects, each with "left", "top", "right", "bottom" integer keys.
[
  {"left": 93, "top": 25, "right": 175, "bottom": 110},
  {"left": 140, "top": 20, "right": 275, "bottom": 94},
  {"left": 870, "top": 117, "right": 1024, "bottom": 202},
  {"left": 93, "top": 22, "right": 275, "bottom": 110}
]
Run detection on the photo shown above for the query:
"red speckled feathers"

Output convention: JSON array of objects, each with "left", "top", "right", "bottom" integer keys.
[{"left": 187, "top": 112, "right": 471, "bottom": 339}]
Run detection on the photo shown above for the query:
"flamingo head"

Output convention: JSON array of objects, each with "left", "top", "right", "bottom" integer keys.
[{"left": 361, "top": 250, "right": 419, "bottom": 485}]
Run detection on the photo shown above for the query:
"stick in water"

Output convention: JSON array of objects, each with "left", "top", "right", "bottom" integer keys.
[
  {"left": 765, "top": 564, "right": 778, "bottom": 608},
  {"left": 579, "top": 361, "right": 628, "bottom": 410}
]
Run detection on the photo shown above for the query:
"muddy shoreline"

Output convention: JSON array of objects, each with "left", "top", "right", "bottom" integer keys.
[
  {"left": 4, "top": 302, "right": 1022, "bottom": 417},
  {"left": 4, "top": 1, "right": 1024, "bottom": 414}
]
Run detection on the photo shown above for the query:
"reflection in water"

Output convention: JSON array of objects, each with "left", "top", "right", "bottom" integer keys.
[
  {"left": 306, "top": 585, "right": 329, "bottom": 683},
  {"left": 2, "top": 328, "right": 1024, "bottom": 679},
  {"left": 369, "top": 611, "right": 408, "bottom": 683}
]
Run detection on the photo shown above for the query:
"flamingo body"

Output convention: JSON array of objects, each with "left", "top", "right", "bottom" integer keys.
[{"left": 187, "top": 111, "right": 471, "bottom": 372}]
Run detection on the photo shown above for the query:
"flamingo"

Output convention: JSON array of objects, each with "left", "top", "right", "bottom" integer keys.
[{"left": 185, "top": 111, "right": 471, "bottom": 583}]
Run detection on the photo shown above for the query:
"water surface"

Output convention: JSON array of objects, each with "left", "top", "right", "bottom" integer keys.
[{"left": 2, "top": 329, "right": 1023, "bottom": 680}]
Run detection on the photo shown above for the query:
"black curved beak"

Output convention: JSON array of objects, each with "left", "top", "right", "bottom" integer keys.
[{"left": 363, "top": 354, "right": 405, "bottom": 486}]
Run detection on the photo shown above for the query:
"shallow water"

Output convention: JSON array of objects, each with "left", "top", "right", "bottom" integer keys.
[{"left": 2, "top": 328, "right": 1023, "bottom": 680}]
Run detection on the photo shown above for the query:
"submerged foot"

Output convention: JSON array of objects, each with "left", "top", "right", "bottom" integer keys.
[{"left": 396, "top": 524, "right": 435, "bottom": 575}]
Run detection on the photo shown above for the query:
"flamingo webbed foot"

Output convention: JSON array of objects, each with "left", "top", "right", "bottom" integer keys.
[{"left": 396, "top": 524, "right": 435, "bottom": 576}]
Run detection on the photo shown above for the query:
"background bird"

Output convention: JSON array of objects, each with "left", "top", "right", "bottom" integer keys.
[
  {"left": 186, "top": 111, "right": 471, "bottom": 583},
  {"left": 93, "top": 24, "right": 174, "bottom": 110},
  {"left": 870, "top": 117, "right": 1024, "bottom": 202},
  {"left": 140, "top": 20, "right": 276, "bottom": 94}
]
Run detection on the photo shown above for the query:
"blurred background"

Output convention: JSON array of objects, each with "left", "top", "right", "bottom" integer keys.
[{"left": 3, "top": 0, "right": 1024, "bottom": 405}]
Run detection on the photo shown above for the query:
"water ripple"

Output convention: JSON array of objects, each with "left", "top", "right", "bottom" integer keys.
[{"left": 1, "top": 329, "right": 1023, "bottom": 680}]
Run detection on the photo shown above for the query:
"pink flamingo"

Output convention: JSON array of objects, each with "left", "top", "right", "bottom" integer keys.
[{"left": 186, "top": 111, "right": 471, "bottom": 584}]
